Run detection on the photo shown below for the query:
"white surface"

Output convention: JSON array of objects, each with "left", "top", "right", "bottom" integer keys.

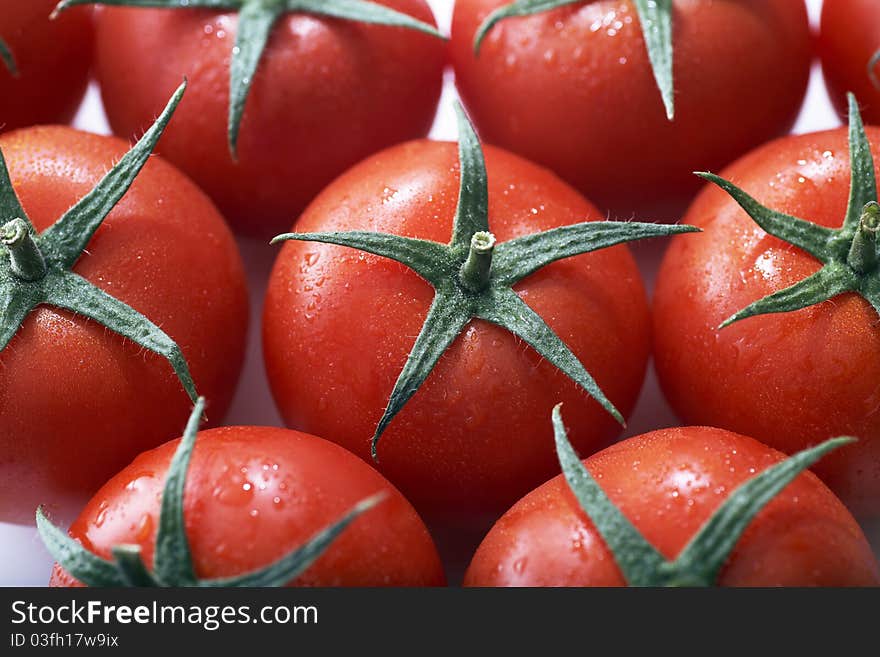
[{"left": 4, "top": 0, "right": 876, "bottom": 587}]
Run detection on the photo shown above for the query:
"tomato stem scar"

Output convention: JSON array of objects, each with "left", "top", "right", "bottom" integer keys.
[
  {"left": 1, "top": 217, "right": 47, "bottom": 281},
  {"left": 459, "top": 230, "right": 496, "bottom": 292}
]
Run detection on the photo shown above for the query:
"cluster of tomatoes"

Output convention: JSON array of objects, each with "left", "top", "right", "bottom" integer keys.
[{"left": 2, "top": 0, "right": 880, "bottom": 588}]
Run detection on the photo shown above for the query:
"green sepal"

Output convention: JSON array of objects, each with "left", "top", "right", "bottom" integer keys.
[
  {"left": 271, "top": 231, "right": 452, "bottom": 288},
  {"left": 369, "top": 291, "right": 471, "bottom": 460},
  {"left": 273, "top": 102, "right": 697, "bottom": 459},
  {"left": 718, "top": 263, "right": 857, "bottom": 330},
  {"left": 473, "top": 0, "right": 582, "bottom": 53},
  {"left": 152, "top": 396, "right": 204, "bottom": 586},
  {"left": 36, "top": 398, "right": 388, "bottom": 587},
  {"left": 36, "top": 506, "right": 126, "bottom": 587},
  {"left": 493, "top": 221, "right": 699, "bottom": 285},
  {"left": 450, "top": 103, "right": 490, "bottom": 254},
  {"left": 473, "top": 0, "right": 675, "bottom": 119},
  {"left": 200, "top": 493, "right": 386, "bottom": 587},
  {"left": 632, "top": 0, "right": 674, "bottom": 119},
  {"left": 227, "top": 1, "right": 283, "bottom": 159},
  {"left": 842, "top": 94, "right": 879, "bottom": 233},
  {"left": 479, "top": 289, "right": 622, "bottom": 425},
  {"left": 0, "top": 81, "right": 199, "bottom": 404},
  {"left": 552, "top": 405, "right": 665, "bottom": 584},
  {"left": 40, "top": 71, "right": 186, "bottom": 268},
  {"left": 699, "top": 92, "right": 880, "bottom": 328},
  {"left": 552, "top": 404, "right": 853, "bottom": 587},
  {"left": 869, "top": 48, "right": 880, "bottom": 91},
  {"left": 111, "top": 546, "right": 159, "bottom": 586},
  {"left": 55, "top": 0, "right": 444, "bottom": 158},
  {"left": 670, "top": 437, "right": 854, "bottom": 585},
  {"left": 0, "top": 38, "right": 17, "bottom": 77}
]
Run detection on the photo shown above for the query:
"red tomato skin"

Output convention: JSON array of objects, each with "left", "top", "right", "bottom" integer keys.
[
  {"left": 92, "top": 2, "right": 446, "bottom": 238},
  {"left": 0, "top": 1, "right": 93, "bottom": 132},
  {"left": 450, "top": 0, "right": 811, "bottom": 219},
  {"left": 820, "top": 0, "right": 880, "bottom": 125},
  {"left": 262, "top": 139, "right": 651, "bottom": 517},
  {"left": 49, "top": 426, "right": 445, "bottom": 587},
  {"left": 653, "top": 127, "right": 880, "bottom": 518},
  {"left": 464, "top": 426, "right": 880, "bottom": 587},
  {"left": 0, "top": 126, "right": 248, "bottom": 524}
]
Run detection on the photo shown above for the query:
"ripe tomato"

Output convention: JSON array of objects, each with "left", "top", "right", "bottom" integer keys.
[
  {"left": 0, "top": 126, "right": 248, "bottom": 524},
  {"left": 653, "top": 125, "right": 880, "bottom": 518},
  {"left": 49, "top": 425, "right": 445, "bottom": 587},
  {"left": 450, "top": 0, "right": 811, "bottom": 219},
  {"left": 465, "top": 425, "right": 879, "bottom": 586},
  {"left": 0, "top": 1, "right": 93, "bottom": 132},
  {"left": 263, "top": 138, "right": 651, "bottom": 517},
  {"left": 820, "top": 0, "right": 880, "bottom": 125},
  {"left": 91, "top": 1, "right": 446, "bottom": 237}
]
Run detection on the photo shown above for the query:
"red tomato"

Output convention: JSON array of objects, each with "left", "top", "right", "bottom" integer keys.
[
  {"left": 91, "top": 1, "right": 446, "bottom": 237},
  {"left": 465, "top": 426, "right": 879, "bottom": 586},
  {"left": 0, "top": 126, "right": 248, "bottom": 523},
  {"left": 49, "top": 426, "right": 445, "bottom": 587},
  {"left": 262, "top": 139, "right": 650, "bottom": 516},
  {"left": 653, "top": 126, "right": 880, "bottom": 518},
  {"left": 820, "top": 0, "right": 880, "bottom": 125},
  {"left": 0, "top": 1, "right": 93, "bottom": 132},
  {"left": 450, "top": 0, "right": 811, "bottom": 219}
]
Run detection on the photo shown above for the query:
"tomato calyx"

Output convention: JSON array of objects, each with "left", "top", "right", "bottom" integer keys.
[
  {"left": 696, "top": 93, "right": 880, "bottom": 328},
  {"left": 473, "top": 0, "right": 675, "bottom": 120},
  {"left": 0, "top": 38, "right": 17, "bottom": 77},
  {"left": 0, "top": 81, "right": 198, "bottom": 403},
  {"left": 272, "top": 103, "right": 699, "bottom": 460},
  {"left": 52, "top": 0, "right": 446, "bottom": 159},
  {"left": 37, "top": 397, "right": 386, "bottom": 587},
  {"left": 551, "top": 405, "right": 853, "bottom": 587}
]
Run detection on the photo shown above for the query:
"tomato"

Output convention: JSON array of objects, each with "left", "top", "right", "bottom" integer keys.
[
  {"left": 48, "top": 424, "right": 445, "bottom": 587},
  {"left": 450, "top": 0, "right": 811, "bottom": 219},
  {"left": 465, "top": 425, "right": 879, "bottom": 586},
  {"left": 90, "top": 1, "right": 446, "bottom": 237},
  {"left": 820, "top": 0, "right": 880, "bottom": 125},
  {"left": 0, "top": 1, "right": 93, "bottom": 132},
  {"left": 0, "top": 125, "right": 248, "bottom": 524},
  {"left": 263, "top": 138, "right": 652, "bottom": 517},
  {"left": 653, "top": 124, "right": 880, "bottom": 518}
]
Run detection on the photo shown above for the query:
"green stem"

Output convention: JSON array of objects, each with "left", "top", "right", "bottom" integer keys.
[
  {"left": 459, "top": 231, "right": 496, "bottom": 292},
  {"left": 2, "top": 218, "right": 47, "bottom": 282},
  {"left": 848, "top": 202, "right": 880, "bottom": 274}
]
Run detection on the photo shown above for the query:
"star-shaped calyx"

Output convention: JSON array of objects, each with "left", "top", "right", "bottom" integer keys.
[
  {"left": 52, "top": 0, "right": 446, "bottom": 158},
  {"left": 473, "top": 0, "right": 675, "bottom": 119},
  {"left": 37, "top": 398, "right": 385, "bottom": 587},
  {"left": 272, "top": 103, "right": 699, "bottom": 460},
  {"left": 551, "top": 405, "right": 851, "bottom": 586},
  {"left": 0, "top": 81, "right": 197, "bottom": 403},
  {"left": 697, "top": 94, "right": 880, "bottom": 329},
  {"left": 0, "top": 38, "right": 17, "bottom": 76}
]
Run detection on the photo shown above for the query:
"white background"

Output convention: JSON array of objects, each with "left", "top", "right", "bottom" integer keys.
[{"left": 3, "top": 0, "right": 875, "bottom": 586}]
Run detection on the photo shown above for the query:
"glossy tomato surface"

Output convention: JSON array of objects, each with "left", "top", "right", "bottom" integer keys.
[
  {"left": 653, "top": 126, "right": 880, "bottom": 518},
  {"left": 0, "top": 1, "right": 93, "bottom": 132},
  {"left": 49, "top": 426, "right": 445, "bottom": 586},
  {"left": 820, "top": 0, "right": 880, "bottom": 125},
  {"left": 465, "top": 426, "right": 880, "bottom": 586},
  {"left": 0, "top": 126, "right": 248, "bottom": 524},
  {"left": 450, "top": 0, "right": 811, "bottom": 219},
  {"left": 92, "top": 1, "right": 446, "bottom": 237},
  {"left": 263, "top": 139, "right": 651, "bottom": 517}
]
